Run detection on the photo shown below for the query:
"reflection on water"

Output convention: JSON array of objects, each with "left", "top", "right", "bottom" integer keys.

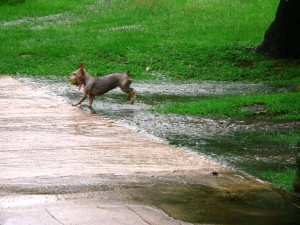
[{"left": 128, "top": 184, "right": 300, "bottom": 225}]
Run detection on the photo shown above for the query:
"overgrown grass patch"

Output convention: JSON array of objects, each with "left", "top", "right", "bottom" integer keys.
[{"left": 156, "top": 92, "right": 300, "bottom": 121}]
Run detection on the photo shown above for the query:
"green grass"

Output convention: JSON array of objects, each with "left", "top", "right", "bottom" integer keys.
[
  {"left": 262, "top": 168, "right": 297, "bottom": 191},
  {"left": 1, "top": 0, "right": 299, "bottom": 83},
  {"left": 157, "top": 92, "right": 300, "bottom": 121}
]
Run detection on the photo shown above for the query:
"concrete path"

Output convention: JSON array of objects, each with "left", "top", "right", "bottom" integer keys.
[{"left": 0, "top": 76, "right": 274, "bottom": 225}]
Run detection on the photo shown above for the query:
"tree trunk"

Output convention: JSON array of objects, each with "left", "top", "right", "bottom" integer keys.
[{"left": 256, "top": 0, "right": 300, "bottom": 59}]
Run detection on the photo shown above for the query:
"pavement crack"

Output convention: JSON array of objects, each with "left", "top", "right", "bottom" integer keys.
[
  {"left": 126, "top": 206, "right": 151, "bottom": 225},
  {"left": 45, "top": 208, "right": 65, "bottom": 225}
]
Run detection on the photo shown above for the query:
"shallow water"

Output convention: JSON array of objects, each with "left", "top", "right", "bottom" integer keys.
[
  {"left": 14, "top": 77, "right": 300, "bottom": 225},
  {"left": 128, "top": 183, "right": 300, "bottom": 225},
  {"left": 18, "top": 77, "right": 299, "bottom": 175}
]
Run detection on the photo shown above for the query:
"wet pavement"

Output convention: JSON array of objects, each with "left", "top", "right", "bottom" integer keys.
[
  {"left": 1, "top": 76, "right": 300, "bottom": 225},
  {"left": 19, "top": 76, "right": 300, "bottom": 179}
]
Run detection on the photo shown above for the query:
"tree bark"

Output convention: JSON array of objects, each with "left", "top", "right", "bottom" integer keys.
[{"left": 256, "top": 0, "right": 300, "bottom": 59}]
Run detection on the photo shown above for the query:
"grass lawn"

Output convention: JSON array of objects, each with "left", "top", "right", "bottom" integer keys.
[
  {"left": 157, "top": 91, "right": 300, "bottom": 121},
  {"left": 1, "top": 0, "right": 299, "bottom": 83},
  {"left": 262, "top": 168, "right": 298, "bottom": 191}
]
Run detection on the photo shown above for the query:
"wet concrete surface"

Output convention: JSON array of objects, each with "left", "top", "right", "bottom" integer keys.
[
  {"left": 21, "top": 76, "right": 300, "bottom": 178},
  {"left": 1, "top": 76, "right": 300, "bottom": 225}
]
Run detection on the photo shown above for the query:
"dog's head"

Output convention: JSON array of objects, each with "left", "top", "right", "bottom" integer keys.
[{"left": 69, "top": 63, "right": 87, "bottom": 90}]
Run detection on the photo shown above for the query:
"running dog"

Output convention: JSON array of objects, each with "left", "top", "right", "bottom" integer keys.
[{"left": 69, "top": 63, "right": 136, "bottom": 107}]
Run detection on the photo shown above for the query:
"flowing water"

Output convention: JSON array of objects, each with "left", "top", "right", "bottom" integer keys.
[
  {"left": 19, "top": 77, "right": 299, "bottom": 176},
  {"left": 8, "top": 77, "right": 300, "bottom": 225}
]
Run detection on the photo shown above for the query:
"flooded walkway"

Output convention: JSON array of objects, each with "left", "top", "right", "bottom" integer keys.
[{"left": 0, "top": 76, "right": 299, "bottom": 225}]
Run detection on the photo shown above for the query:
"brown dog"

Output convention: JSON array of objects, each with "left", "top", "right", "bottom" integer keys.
[{"left": 69, "top": 63, "right": 136, "bottom": 107}]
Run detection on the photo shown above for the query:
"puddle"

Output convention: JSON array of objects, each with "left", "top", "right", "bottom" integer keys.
[{"left": 127, "top": 183, "right": 300, "bottom": 225}]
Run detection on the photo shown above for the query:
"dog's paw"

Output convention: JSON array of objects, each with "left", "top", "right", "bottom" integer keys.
[{"left": 130, "top": 93, "right": 136, "bottom": 104}]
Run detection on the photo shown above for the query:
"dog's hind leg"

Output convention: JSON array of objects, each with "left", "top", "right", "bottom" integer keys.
[
  {"left": 128, "top": 90, "right": 136, "bottom": 104},
  {"left": 88, "top": 94, "right": 95, "bottom": 107},
  {"left": 120, "top": 85, "right": 136, "bottom": 104}
]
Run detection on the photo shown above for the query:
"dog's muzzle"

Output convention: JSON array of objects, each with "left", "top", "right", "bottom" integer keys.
[{"left": 69, "top": 75, "right": 78, "bottom": 85}]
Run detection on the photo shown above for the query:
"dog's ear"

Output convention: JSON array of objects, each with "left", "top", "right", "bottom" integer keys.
[
  {"left": 80, "top": 63, "right": 85, "bottom": 70},
  {"left": 79, "top": 63, "right": 86, "bottom": 75}
]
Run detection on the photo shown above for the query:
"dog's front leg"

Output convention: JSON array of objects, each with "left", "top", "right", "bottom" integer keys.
[{"left": 72, "top": 93, "right": 88, "bottom": 106}]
